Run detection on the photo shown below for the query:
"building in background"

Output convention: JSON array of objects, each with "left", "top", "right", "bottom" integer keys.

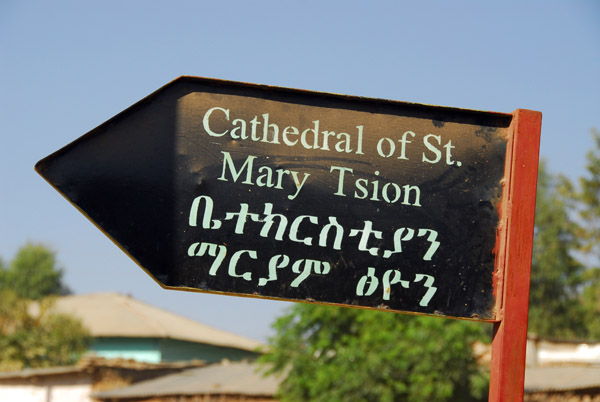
[
  {"left": 523, "top": 336, "right": 600, "bottom": 401},
  {"left": 53, "top": 293, "right": 262, "bottom": 364},
  {"left": 0, "top": 358, "right": 205, "bottom": 402},
  {"left": 524, "top": 365, "right": 600, "bottom": 401},
  {"left": 92, "top": 360, "right": 280, "bottom": 402},
  {"left": 0, "top": 293, "right": 265, "bottom": 402},
  {"left": 526, "top": 336, "right": 600, "bottom": 367},
  {"left": 2, "top": 293, "right": 599, "bottom": 401}
]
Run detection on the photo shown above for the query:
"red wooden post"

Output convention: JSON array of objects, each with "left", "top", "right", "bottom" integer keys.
[{"left": 488, "top": 109, "right": 542, "bottom": 401}]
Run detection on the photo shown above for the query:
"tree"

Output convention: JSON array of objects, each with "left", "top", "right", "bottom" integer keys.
[
  {"left": 0, "top": 244, "right": 89, "bottom": 370},
  {"left": 577, "top": 129, "right": 600, "bottom": 254},
  {"left": 581, "top": 268, "right": 600, "bottom": 338},
  {"left": 0, "top": 243, "right": 70, "bottom": 299},
  {"left": 0, "top": 257, "right": 5, "bottom": 287},
  {"left": 573, "top": 128, "right": 600, "bottom": 339},
  {"left": 528, "top": 161, "right": 587, "bottom": 338},
  {"left": 0, "top": 290, "right": 90, "bottom": 371},
  {"left": 261, "top": 304, "right": 489, "bottom": 402}
]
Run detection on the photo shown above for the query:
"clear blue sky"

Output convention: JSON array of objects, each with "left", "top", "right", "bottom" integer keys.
[{"left": 1, "top": 1, "right": 599, "bottom": 341}]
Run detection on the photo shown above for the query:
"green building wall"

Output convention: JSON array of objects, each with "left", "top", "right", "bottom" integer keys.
[{"left": 91, "top": 337, "right": 258, "bottom": 364}]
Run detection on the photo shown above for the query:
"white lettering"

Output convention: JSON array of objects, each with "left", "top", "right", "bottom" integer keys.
[
  {"left": 422, "top": 134, "right": 442, "bottom": 164},
  {"left": 289, "top": 215, "right": 319, "bottom": 246},
  {"left": 398, "top": 131, "right": 415, "bottom": 160},
  {"left": 228, "top": 250, "right": 256, "bottom": 281},
  {"left": 203, "top": 107, "right": 229, "bottom": 137},
  {"left": 330, "top": 165, "right": 353, "bottom": 196},
  {"left": 218, "top": 151, "right": 255, "bottom": 184}
]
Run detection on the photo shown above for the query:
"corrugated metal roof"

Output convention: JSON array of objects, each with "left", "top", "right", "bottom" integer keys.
[
  {"left": 0, "top": 358, "right": 205, "bottom": 380},
  {"left": 52, "top": 293, "right": 262, "bottom": 352},
  {"left": 92, "top": 361, "right": 280, "bottom": 399},
  {"left": 525, "top": 366, "right": 600, "bottom": 392},
  {"left": 0, "top": 366, "right": 84, "bottom": 379}
]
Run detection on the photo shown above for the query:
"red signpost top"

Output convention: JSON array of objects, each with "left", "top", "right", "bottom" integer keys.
[{"left": 489, "top": 109, "right": 542, "bottom": 401}]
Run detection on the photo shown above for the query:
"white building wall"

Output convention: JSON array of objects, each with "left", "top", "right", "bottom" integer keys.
[
  {"left": 527, "top": 339, "right": 600, "bottom": 367},
  {"left": 538, "top": 342, "right": 600, "bottom": 365},
  {"left": 0, "top": 376, "right": 92, "bottom": 402}
]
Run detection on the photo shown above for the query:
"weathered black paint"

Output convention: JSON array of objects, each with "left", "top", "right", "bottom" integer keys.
[{"left": 36, "top": 77, "right": 511, "bottom": 320}]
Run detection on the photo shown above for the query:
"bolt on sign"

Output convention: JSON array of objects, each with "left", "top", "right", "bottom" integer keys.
[{"left": 36, "top": 77, "right": 538, "bottom": 322}]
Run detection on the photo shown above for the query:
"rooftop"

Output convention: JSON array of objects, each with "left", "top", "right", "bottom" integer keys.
[
  {"left": 0, "top": 357, "right": 204, "bottom": 381},
  {"left": 92, "top": 360, "right": 280, "bottom": 400},
  {"left": 525, "top": 366, "right": 600, "bottom": 393},
  {"left": 51, "top": 293, "right": 263, "bottom": 352}
]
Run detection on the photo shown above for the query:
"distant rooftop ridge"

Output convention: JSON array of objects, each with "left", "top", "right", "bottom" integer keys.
[
  {"left": 52, "top": 292, "right": 263, "bottom": 352},
  {"left": 527, "top": 333, "right": 600, "bottom": 345}
]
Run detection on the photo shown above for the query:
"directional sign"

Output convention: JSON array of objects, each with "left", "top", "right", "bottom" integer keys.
[{"left": 36, "top": 76, "right": 532, "bottom": 321}]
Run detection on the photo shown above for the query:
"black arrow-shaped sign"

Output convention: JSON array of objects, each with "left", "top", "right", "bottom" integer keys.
[{"left": 36, "top": 76, "right": 513, "bottom": 320}]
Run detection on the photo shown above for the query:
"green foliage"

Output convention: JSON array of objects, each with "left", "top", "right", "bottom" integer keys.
[
  {"left": 0, "top": 258, "right": 5, "bottom": 287},
  {"left": 528, "top": 161, "right": 587, "bottom": 338},
  {"left": 528, "top": 129, "right": 600, "bottom": 341},
  {"left": 262, "top": 132, "right": 600, "bottom": 402},
  {"left": 578, "top": 128, "right": 600, "bottom": 252},
  {"left": 0, "top": 243, "right": 69, "bottom": 299},
  {"left": 261, "top": 304, "right": 489, "bottom": 402},
  {"left": 574, "top": 128, "right": 600, "bottom": 339},
  {"left": 580, "top": 268, "right": 600, "bottom": 338},
  {"left": 0, "top": 290, "right": 90, "bottom": 370},
  {"left": 0, "top": 244, "right": 89, "bottom": 370}
]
